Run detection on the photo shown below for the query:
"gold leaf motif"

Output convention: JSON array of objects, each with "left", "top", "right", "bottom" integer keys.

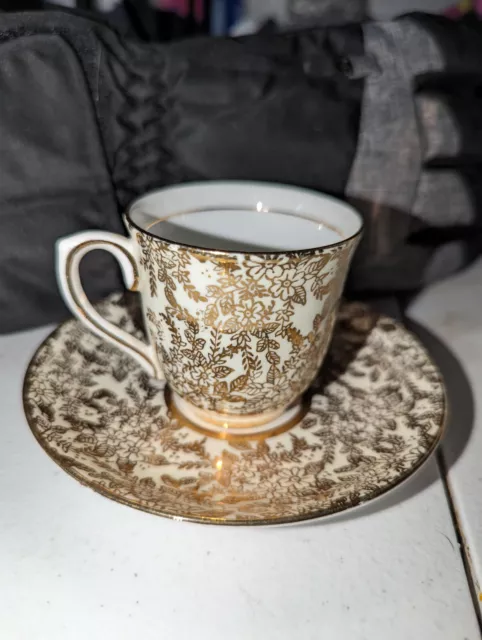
[
  {"left": 256, "top": 339, "right": 268, "bottom": 352},
  {"left": 292, "top": 286, "right": 307, "bottom": 305},
  {"left": 193, "top": 351, "right": 207, "bottom": 367},
  {"left": 90, "top": 443, "right": 110, "bottom": 456},
  {"left": 230, "top": 374, "right": 249, "bottom": 392},
  {"left": 264, "top": 323, "right": 279, "bottom": 334},
  {"left": 305, "top": 256, "right": 328, "bottom": 274},
  {"left": 312, "top": 282, "right": 331, "bottom": 300},
  {"left": 266, "top": 351, "right": 280, "bottom": 365},
  {"left": 213, "top": 366, "right": 234, "bottom": 378},
  {"left": 229, "top": 441, "right": 253, "bottom": 451},
  {"left": 145, "top": 454, "right": 170, "bottom": 466},
  {"left": 75, "top": 433, "right": 95, "bottom": 444},
  {"left": 165, "top": 287, "right": 177, "bottom": 308},
  {"left": 205, "top": 304, "right": 219, "bottom": 326},
  {"left": 206, "top": 285, "right": 223, "bottom": 296},
  {"left": 214, "top": 380, "right": 228, "bottom": 395},
  {"left": 117, "top": 458, "right": 136, "bottom": 474},
  {"left": 226, "top": 394, "right": 245, "bottom": 403},
  {"left": 162, "top": 474, "right": 196, "bottom": 488},
  {"left": 185, "top": 284, "right": 207, "bottom": 303},
  {"left": 220, "top": 297, "right": 234, "bottom": 315},
  {"left": 223, "top": 318, "right": 238, "bottom": 334}
]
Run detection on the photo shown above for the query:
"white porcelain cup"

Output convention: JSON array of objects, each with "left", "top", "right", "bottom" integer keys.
[{"left": 57, "top": 181, "right": 362, "bottom": 434}]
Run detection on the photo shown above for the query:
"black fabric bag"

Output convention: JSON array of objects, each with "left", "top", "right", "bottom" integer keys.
[{"left": 0, "top": 10, "right": 481, "bottom": 332}]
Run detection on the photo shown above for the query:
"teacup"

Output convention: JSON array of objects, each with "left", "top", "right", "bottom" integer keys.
[{"left": 57, "top": 181, "right": 362, "bottom": 435}]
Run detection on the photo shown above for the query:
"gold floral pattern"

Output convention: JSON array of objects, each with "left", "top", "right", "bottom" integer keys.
[
  {"left": 132, "top": 225, "right": 358, "bottom": 416},
  {"left": 23, "top": 294, "right": 446, "bottom": 525}
]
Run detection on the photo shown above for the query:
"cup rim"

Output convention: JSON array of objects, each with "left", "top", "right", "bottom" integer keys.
[{"left": 126, "top": 180, "right": 363, "bottom": 257}]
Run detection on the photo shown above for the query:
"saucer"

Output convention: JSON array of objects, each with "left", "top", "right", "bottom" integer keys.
[{"left": 23, "top": 294, "right": 446, "bottom": 526}]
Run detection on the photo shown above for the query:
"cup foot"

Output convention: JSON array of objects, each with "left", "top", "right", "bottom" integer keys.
[{"left": 170, "top": 391, "right": 303, "bottom": 437}]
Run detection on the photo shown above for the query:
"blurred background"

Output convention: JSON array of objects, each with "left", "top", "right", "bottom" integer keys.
[{"left": 0, "top": 0, "right": 478, "bottom": 40}]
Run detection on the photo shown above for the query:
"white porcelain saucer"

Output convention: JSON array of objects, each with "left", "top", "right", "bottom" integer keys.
[{"left": 23, "top": 294, "right": 446, "bottom": 526}]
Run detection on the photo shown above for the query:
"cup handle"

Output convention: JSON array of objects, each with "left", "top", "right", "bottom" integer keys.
[{"left": 56, "top": 231, "right": 162, "bottom": 379}]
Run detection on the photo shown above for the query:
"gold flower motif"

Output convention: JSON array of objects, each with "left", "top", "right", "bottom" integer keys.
[
  {"left": 278, "top": 466, "right": 306, "bottom": 490},
  {"left": 118, "top": 434, "right": 154, "bottom": 463},
  {"left": 236, "top": 279, "right": 268, "bottom": 301},
  {"left": 233, "top": 300, "right": 265, "bottom": 331},
  {"left": 275, "top": 306, "right": 294, "bottom": 324},
  {"left": 191, "top": 368, "right": 210, "bottom": 385},
  {"left": 96, "top": 428, "right": 119, "bottom": 450},
  {"left": 30, "top": 379, "right": 56, "bottom": 404},
  {"left": 244, "top": 255, "right": 289, "bottom": 281},
  {"left": 269, "top": 271, "right": 305, "bottom": 302}
]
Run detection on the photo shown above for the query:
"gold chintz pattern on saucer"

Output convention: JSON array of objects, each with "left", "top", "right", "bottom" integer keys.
[{"left": 23, "top": 295, "right": 446, "bottom": 526}]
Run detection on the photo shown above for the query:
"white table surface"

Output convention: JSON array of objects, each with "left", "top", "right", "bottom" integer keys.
[
  {"left": 410, "top": 256, "right": 482, "bottom": 621},
  {"left": 2, "top": 276, "right": 482, "bottom": 639}
]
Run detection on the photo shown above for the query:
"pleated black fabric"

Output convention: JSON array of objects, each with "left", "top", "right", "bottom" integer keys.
[
  {"left": 0, "top": 11, "right": 363, "bottom": 332},
  {"left": 2, "top": 10, "right": 482, "bottom": 333}
]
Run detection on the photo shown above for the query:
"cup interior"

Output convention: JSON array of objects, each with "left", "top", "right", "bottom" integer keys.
[{"left": 128, "top": 181, "right": 362, "bottom": 253}]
